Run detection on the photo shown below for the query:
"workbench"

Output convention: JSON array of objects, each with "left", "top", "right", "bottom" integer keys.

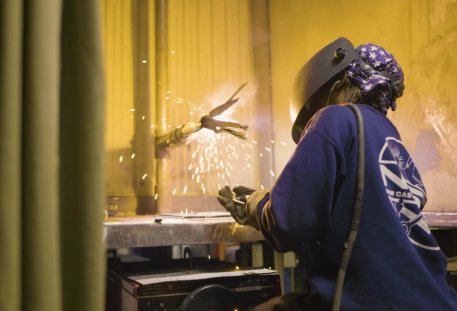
[
  {"left": 103, "top": 211, "right": 457, "bottom": 249},
  {"left": 103, "top": 214, "right": 263, "bottom": 249},
  {"left": 423, "top": 211, "right": 457, "bottom": 229}
]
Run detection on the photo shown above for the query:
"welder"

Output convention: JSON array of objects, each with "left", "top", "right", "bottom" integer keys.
[{"left": 217, "top": 37, "right": 457, "bottom": 310}]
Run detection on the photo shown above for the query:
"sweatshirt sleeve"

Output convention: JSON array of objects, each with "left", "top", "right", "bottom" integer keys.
[{"left": 258, "top": 106, "right": 352, "bottom": 253}]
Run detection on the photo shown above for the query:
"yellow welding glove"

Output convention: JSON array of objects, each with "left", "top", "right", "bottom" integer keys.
[{"left": 217, "top": 185, "right": 269, "bottom": 230}]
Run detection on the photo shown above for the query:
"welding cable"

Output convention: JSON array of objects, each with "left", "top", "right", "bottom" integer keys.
[{"left": 332, "top": 103, "right": 365, "bottom": 311}]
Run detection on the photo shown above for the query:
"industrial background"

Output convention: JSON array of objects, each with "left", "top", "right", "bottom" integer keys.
[{"left": 102, "top": 0, "right": 457, "bottom": 216}]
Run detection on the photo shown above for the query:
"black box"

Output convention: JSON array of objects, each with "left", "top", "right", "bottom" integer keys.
[{"left": 106, "top": 257, "right": 281, "bottom": 311}]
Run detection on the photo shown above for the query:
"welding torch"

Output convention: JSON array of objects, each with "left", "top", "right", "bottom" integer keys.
[{"left": 155, "top": 83, "right": 249, "bottom": 150}]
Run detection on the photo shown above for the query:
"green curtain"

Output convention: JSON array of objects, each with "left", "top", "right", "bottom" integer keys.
[{"left": 0, "top": 0, "right": 106, "bottom": 310}]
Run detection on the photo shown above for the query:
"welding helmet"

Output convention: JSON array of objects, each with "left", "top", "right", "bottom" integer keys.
[{"left": 290, "top": 37, "right": 355, "bottom": 143}]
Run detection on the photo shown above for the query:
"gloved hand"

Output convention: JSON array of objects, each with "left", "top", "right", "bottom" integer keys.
[{"left": 217, "top": 185, "right": 268, "bottom": 230}]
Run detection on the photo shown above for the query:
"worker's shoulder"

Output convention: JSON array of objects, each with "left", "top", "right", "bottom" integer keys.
[
  {"left": 320, "top": 104, "right": 356, "bottom": 116},
  {"left": 304, "top": 105, "right": 357, "bottom": 143},
  {"left": 311, "top": 104, "right": 356, "bottom": 126}
]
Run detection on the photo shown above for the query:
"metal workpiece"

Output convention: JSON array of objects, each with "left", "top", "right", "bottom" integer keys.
[
  {"left": 154, "top": 83, "right": 249, "bottom": 155},
  {"left": 103, "top": 215, "right": 263, "bottom": 249},
  {"left": 154, "top": 121, "right": 201, "bottom": 150}
]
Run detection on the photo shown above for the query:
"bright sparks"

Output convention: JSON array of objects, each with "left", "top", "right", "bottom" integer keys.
[{"left": 122, "top": 88, "right": 279, "bottom": 197}]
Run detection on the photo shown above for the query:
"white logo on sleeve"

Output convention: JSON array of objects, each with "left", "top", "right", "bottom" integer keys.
[{"left": 378, "top": 137, "right": 439, "bottom": 251}]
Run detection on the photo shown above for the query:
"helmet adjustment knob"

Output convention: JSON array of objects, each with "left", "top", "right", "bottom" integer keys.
[{"left": 333, "top": 48, "right": 346, "bottom": 63}]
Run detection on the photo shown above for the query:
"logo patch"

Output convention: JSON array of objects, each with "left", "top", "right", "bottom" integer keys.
[{"left": 379, "top": 137, "right": 439, "bottom": 251}]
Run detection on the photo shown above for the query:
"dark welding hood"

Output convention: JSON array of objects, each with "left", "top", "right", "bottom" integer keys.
[{"left": 290, "top": 37, "right": 355, "bottom": 143}]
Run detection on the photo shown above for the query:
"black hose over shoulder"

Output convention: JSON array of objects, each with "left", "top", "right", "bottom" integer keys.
[{"left": 332, "top": 103, "right": 365, "bottom": 311}]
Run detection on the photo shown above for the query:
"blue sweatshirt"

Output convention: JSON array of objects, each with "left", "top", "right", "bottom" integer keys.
[{"left": 258, "top": 104, "right": 457, "bottom": 310}]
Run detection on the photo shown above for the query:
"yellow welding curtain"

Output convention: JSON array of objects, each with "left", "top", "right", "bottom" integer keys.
[{"left": 0, "top": 0, "right": 105, "bottom": 310}]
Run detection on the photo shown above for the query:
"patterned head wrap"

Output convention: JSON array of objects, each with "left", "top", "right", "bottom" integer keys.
[{"left": 347, "top": 43, "right": 404, "bottom": 112}]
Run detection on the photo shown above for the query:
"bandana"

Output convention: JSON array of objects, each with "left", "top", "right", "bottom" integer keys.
[{"left": 347, "top": 43, "right": 404, "bottom": 112}]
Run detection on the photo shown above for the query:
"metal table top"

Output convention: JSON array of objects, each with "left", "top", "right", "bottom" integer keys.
[
  {"left": 103, "top": 211, "right": 457, "bottom": 249},
  {"left": 103, "top": 214, "right": 263, "bottom": 249},
  {"left": 423, "top": 211, "right": 457, "bottom": 229}
]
